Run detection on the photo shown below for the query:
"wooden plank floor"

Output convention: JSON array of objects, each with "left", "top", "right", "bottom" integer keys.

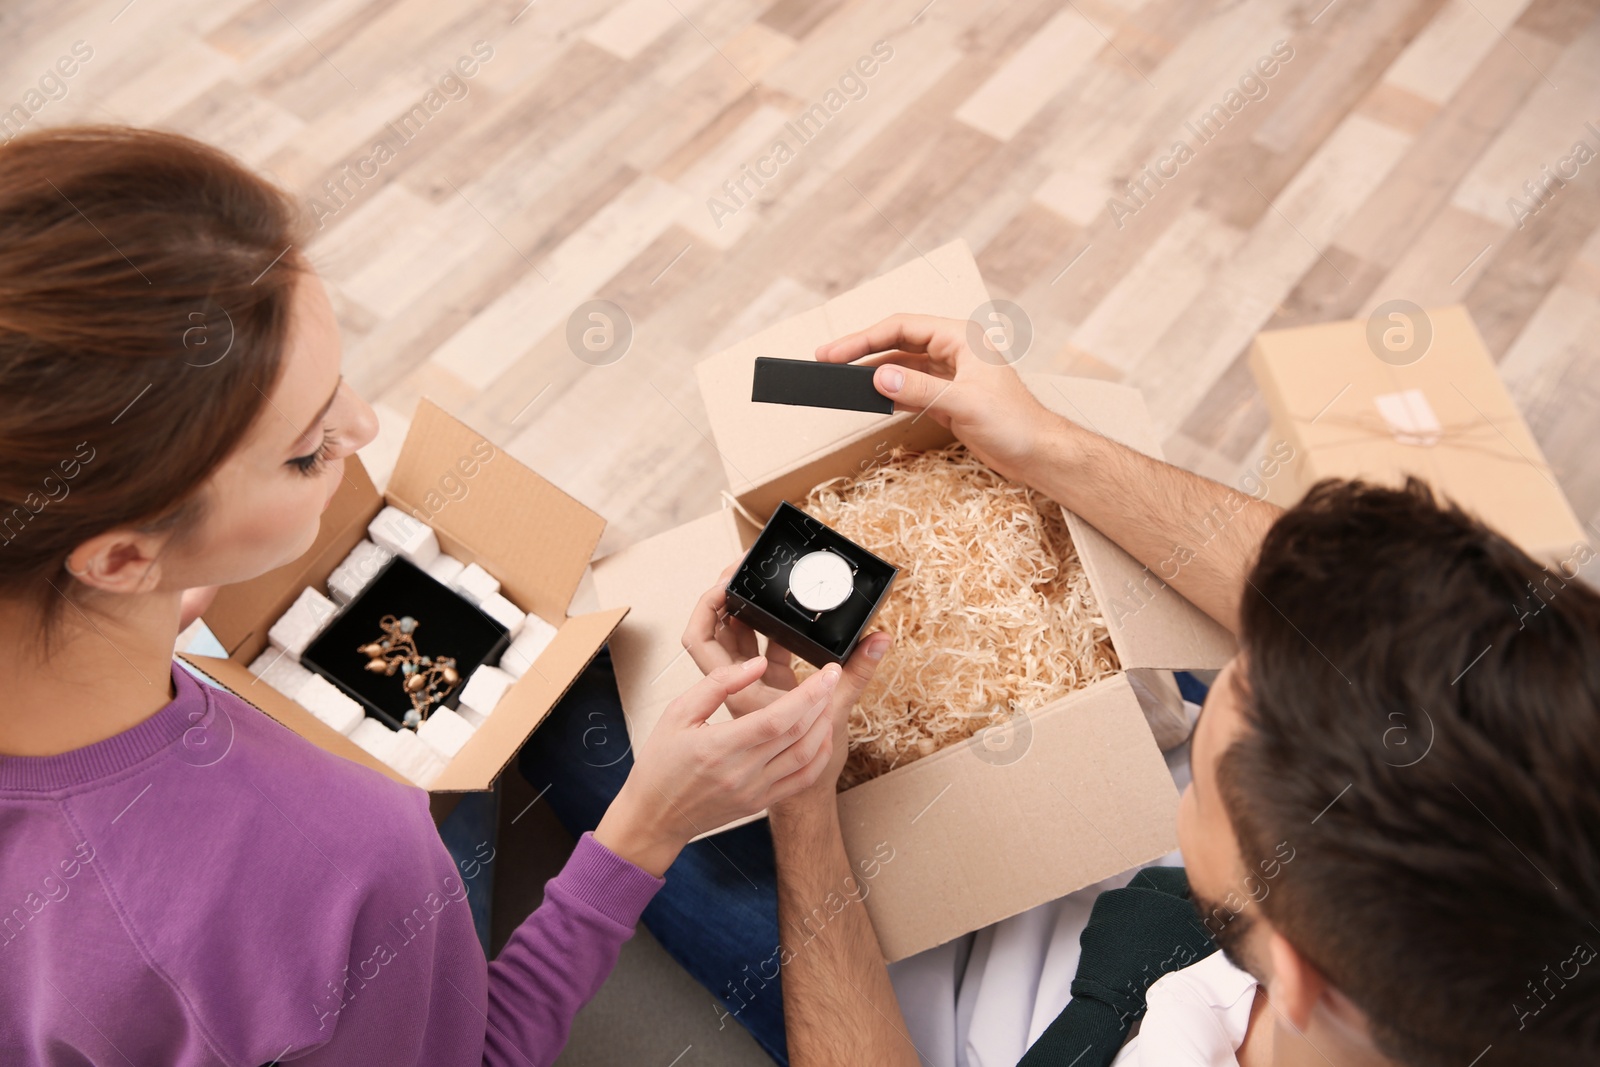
[{"left": 5, "top": 0, "right": 1596, "bottom": 560}]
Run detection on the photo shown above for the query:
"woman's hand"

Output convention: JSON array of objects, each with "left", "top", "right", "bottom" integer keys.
[
  {"left": 593, "top": 655, "right": 843, "bottom": 876},
  {"left": 680, "top": 564, "right": 892, "bottom": 813},
  {"left": 814, "top": 313, "right": 1062, "bottom": 486}
]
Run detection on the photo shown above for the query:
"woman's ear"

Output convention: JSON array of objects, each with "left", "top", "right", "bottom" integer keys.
[{"left": 66, "top": 528, "right": 172, "bottom": 596}]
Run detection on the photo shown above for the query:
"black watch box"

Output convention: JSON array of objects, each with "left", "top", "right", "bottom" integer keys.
[
  {"left": 724, "top": 501, "right": 899, "bottom": 668},
  {"left": 301, "top": 556, "right": 511, "bottom": 730}
]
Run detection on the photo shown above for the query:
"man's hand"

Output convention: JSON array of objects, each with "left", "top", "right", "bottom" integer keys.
[
  {"left": 680, "top": 563, "right": 800, "bottom": 715},
  {"left": 815, "top": 313, "right": 1061, "bottom": 486},
  {"left": 822, "top": 311, "right": 1280, "bottom": 635},
  {"left": 681, "top": 562, "right": 912, "bottom": 1067},
  {"left": 680, "top": 562, "right": 891, "bottom": 805}
]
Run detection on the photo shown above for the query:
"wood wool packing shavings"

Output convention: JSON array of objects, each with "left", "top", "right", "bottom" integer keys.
[{"left": 791, "top": 444, "right": 1119, "bottom": 788}]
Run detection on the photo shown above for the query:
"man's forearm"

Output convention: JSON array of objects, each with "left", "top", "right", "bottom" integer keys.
[
  {"left": 1022, "top": 416, "right": 1283, "bottom": 635},
  {"left": 769, "top": 798, "right": 921, "bottom": 1067}
]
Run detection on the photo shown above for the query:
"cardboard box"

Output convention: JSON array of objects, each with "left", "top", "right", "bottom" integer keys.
[
  {"left": 591, "top": 240, "right": 1235, "bottom": 961},
  {"left": 1249, "top": 306, "right": 1588, "bottom": 563},
  {"left": 179, "top": 400, "right": 629, "bottom": 822}
]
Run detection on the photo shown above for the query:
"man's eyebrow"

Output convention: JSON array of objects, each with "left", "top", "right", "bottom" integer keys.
[{"left": 292, "top": 377, "right": 342, "bottom": 451}]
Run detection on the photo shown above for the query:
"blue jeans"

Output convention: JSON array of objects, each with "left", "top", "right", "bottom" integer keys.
[{"left": 516, "top": 646, "right": 789, "bottom": 1064}]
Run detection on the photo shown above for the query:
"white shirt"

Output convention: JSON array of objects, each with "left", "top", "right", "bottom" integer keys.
[
  {"left": 1113, "top": 950, "right": 1258, "bottom": 1066},
  {"left": 888, "top": 703, "right": 1259, "bottom": 1067}
]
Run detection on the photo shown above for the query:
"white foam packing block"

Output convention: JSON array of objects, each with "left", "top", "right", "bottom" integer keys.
[
  {"left": 350, "top": 717, "right": 400, "bottom": 764},
  {"left": 497, "top": 614, "right": 559, "bottom": 679},
  {"left": 367, "top": 505, "right": 441, "bottom": 567},
  {"left": 456, "top": 704, "right": 488, "bottom": 729},
  {"left": 477, "top": 592, "right": 524, "bottom": 638},
  {"left": 417, "top": 707, "right": 475, "bottom": 762},
  {"left": 425, "top": 554, "right": 466, "bottom": 586},
  {"left": 459, "top": 664, "right": 515, "bottom": 718},
  {"left": 267, "top": 586, "right": 339, "bottom": 659},
  {"left": 248, "top": 648, "right": 313, "bottom": 701},
  {"left": 451, "top": 562, "right": 499, "bottom": 605},
  {"left": 297, "top": 674, "right": 365, "bottom": 736},
  {"left": 327, "top": 539, "right": 394, "bottom": 604},
  {"left": 386, "top": 728, "right": 445, "bottom": 788}
]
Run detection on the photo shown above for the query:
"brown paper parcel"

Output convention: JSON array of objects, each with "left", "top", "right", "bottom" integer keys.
[
  {"left": 592, "top": 239, "right": 1235, "bottom": 962},
  {"left": 179, "top": 399, "right": 628, "bottom": 823},
  {"left": 1249, "top": 305, "right": 1586, "bottom": 563}
]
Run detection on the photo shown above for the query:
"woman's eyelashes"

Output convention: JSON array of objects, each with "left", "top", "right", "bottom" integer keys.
[{"left": 288, "top": 427, "right": 336, "bottom": 476}]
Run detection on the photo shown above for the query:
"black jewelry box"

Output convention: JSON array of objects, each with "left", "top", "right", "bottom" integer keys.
[
  {"left": 302, "top": 556, "right": 510, "bottom": 730},
  {"left": 724, "top": 501, "right": 899, "bottom": 668}
]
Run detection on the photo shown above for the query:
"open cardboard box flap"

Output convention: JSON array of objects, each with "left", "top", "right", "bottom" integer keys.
[
  {"left": 188, "top": 400, "right": 628, "bottom": 798},
  {"left": 694, "top": 239, "right": 992, "bottom": 498},
  {"left": 386, "top": 399, "right": 606, "bottom": 627}
]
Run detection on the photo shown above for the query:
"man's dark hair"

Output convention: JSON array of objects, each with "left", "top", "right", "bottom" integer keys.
[{"left": 1219, "top": 478, "right": 1600, "bottom": 1066}]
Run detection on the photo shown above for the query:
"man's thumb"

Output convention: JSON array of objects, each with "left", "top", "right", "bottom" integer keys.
[
  {"left": 874, "top": 364, "right": 953, "bottom": 420},
  {"left": 839, "top": 632, "right": 891, "bottom": 702}
]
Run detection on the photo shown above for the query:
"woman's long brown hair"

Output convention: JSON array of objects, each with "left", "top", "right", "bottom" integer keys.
[{"left": 0, "top": 125, "right": 306, "bottom": 640}]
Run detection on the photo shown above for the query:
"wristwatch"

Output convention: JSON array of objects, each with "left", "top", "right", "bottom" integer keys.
[{"left": 785, "top": 549, "right": 858, "bottom": 622}]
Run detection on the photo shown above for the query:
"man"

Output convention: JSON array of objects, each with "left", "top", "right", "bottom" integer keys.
[{"left": 675, "top": 313, "right": 1600, "bottom": 1066}]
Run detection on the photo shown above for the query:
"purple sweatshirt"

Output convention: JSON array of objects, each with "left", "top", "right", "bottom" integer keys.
[{"left": 0, "top": 662, "right": 663, "bottom": 1066}]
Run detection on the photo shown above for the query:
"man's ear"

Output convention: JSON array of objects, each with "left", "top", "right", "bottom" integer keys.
[
  {"left": 66, "top": 528, "right": 172, "bottom": 596},
  {"left": 1267, "top": 929, "right": 1325, "bottom": 1028},
  {"left": 1267, "top": 930, "right": 1379, "bottom": 1052}
]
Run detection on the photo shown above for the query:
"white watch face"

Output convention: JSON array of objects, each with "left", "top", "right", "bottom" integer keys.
[{"left": 789, "top": 550, "right": 854, "bottom": 612}]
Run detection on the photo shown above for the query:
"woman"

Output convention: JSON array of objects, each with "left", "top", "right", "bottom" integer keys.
[{"left": 0, "top": 126, "right": 843, "bottom": 1066}]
